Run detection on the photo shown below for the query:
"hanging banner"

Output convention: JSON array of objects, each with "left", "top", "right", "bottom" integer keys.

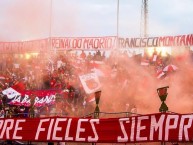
[
  {"left": 0, "top": 113, "right": 193, "bottom": 143},
  {"left": 2, "top": 87, "right": 62, "bottom": 107},
  {"left": 51, "top": 36, "right": 117, "bottom": 50},
  {"left": 0, "top": 38, "right": 50, "bottom": 53},
  {"left": 118, "top": 34, "right": 193, "bottom": 48},
  {"left": 0, "top": 34, "right": 193, "bottom": 53}
]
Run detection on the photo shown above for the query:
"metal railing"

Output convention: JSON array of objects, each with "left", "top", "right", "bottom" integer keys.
[{"left": 82, "top": 111, "right": 141, "bottom": 119}]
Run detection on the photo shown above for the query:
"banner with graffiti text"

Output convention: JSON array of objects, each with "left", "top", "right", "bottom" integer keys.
[
  {"left": 0, "top": 38, "right": 49, "bottom": 53},
  {"left": 51, "top": 36, "right": 117, "bottom": 50},
  {"left": 0, "top": 34, "right": 192, "bottom": 53},
  {"left": 118, "top": 34, "right": 193, "bottom": 48},
  {"left": 0, "top": 113, "right": 193, "bottom": 143},
  {"left": 2, "top": 88, "right": 63, "bottom": 107}
]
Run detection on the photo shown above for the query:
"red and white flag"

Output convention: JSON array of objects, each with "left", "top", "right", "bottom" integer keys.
[
  {"left": 156, "top": 71, "right": 165, "bottom": 79},
  {"left": 2, "top": 81, "right": 25, "bottom": 99},
  {"left": 12, "top": 81, "right": 25, "bottom": 92},
  {"left": 163, "top": 64, "right": 178, "bottom": 72},
  {"left": 2, "top": 87, "right": 21, "bottom": 99},
  {"left": 79, "top": 73, "right": 101, "bottom": 94}
]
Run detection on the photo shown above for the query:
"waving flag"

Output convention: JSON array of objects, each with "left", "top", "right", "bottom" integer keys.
[
  {"left": 79, "top": 73, "right": 101, "bottom": 94},
  {"left": 12, "top": 81, "right": 25, "bottom": 92},
  {"left": 163, "top": 64, "right": 178, "bottom": 72},
  {"left": 156, "top": 71, "right": 165, "bottom": 79},
  {"left": 2, "top": 87, "right": 21, "bottom": 99}
]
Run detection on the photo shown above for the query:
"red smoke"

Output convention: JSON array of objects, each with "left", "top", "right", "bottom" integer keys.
[
  {"left": 0, "top": 0, "right": 50, "bottom": 41},
  {"left": 99, "top": 50, "right": 193, "bottom": 115}
]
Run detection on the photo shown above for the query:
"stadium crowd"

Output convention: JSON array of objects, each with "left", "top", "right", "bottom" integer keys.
[{"left": 0, "top": 48, "right": 193, "bottom": 119}]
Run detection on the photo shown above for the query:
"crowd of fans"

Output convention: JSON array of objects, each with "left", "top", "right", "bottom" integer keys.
[
  {"left": 0, "top": 48, "right": 193, "bottom": 118},
  {"left": 0, "top": 50, "right": 108, "bottom": 118}
]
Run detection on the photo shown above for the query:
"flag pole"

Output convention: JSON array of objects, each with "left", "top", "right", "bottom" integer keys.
[
  {"left": 116, "top": 0, "right": 119, "bottom": 49},
  {"left": 49, "top": 0, "right": 53, "bottom": 54}
]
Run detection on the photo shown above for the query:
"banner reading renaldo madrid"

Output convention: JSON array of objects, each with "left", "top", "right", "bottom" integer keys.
[
  {"left": 0, "top": 34, "right": 193, "bottom": 53},
  {"left": 1, "top": 113, "right": 193, "bottom": 143}
]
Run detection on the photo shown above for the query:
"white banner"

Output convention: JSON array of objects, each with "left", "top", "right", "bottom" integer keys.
[
  {"left": 2, "top": 87, "right": 21, "bottom": 99},
  {"left": 79, "top": 73, "right": 101, "bottom": 94}
]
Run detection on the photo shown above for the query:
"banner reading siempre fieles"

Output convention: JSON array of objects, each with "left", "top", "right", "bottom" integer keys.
[{"left": 1, "top": 113, "right": 193, "bottom": 143}]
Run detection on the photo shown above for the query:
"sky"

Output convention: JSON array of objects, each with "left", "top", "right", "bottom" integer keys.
[{"left": 0, "top": 0, "right": 193, "bottom": 41}]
